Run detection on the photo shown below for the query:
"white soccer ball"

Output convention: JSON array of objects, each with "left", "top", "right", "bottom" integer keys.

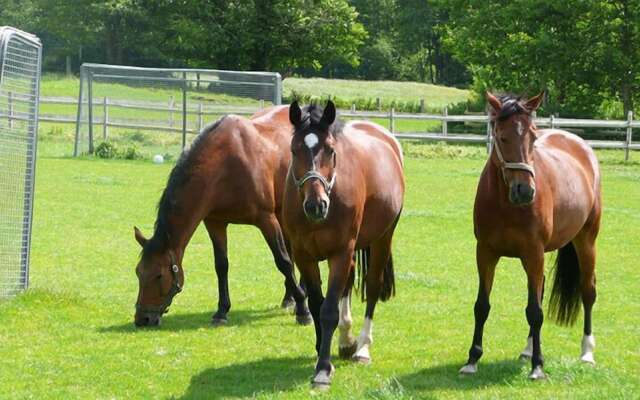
[{"left": 153, "top": 154, "right": 164, "bottom": 164}]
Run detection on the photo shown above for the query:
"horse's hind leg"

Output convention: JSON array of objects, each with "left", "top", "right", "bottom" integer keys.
[
  {"left": 338, "top": 266, "right": 357, "bottom": 359},
  {"left": 353, "top": 232, "right": 395, "bottom": 364},
  {"left": 257, "top": 214, "right": 311, "bottom": 325},
  {"left": 573, "top": 229, "right": 598, "bottom": 364},
  {"left": 460, "top": 242, "right": 499, "bottom": 375},
  {"left": 204, "top": 220, "right": 231, "bottom": 325}
]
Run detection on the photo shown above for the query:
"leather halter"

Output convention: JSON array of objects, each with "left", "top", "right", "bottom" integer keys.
[
  {"left": 492, "top": 136, "right": 536, "bottom": 185},
  {"left": 136, "top": 251, "right": 182, "bottom": 315},
  {"left": 290, "top": 150, "right": 337, "bottom": 196}
]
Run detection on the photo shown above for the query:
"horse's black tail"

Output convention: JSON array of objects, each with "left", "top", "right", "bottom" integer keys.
[
  {"left": 548, "top": 242, "right": 582, "bottom": 326},
  {"left": 356, "top": 247, "right": 396, "bottom": 302}
]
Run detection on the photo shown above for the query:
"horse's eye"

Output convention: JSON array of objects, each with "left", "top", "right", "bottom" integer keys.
[
  {"left": 156, "top": 274, "right": 163, "bottom": 280},
  {"left": 500, "top": 137, "right": 507, "bottom": 143}
]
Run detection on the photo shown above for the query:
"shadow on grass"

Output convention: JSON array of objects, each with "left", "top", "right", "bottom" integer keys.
[
  {"left": 397, "top": 359, "right": 526, "bottom": 394},
  {"left": 99, "top": 306, "right": 293, "bottom": 333},
  {"left": 174, "top": 356, "right": 313, "bottom": 399}
]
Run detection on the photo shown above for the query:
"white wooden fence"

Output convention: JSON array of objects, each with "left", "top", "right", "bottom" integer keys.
[{"left": 10, "top": 96, "right": 640, "bottom": 160}]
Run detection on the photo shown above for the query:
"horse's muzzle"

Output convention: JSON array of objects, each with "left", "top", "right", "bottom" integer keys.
[
  {"left": 509, "top": 182, "right": 535, "bottom": 205},
  {"left": 134, "top": 311, "right": 162, "bottom": 327},
  {"left": 303, "top": 198, "right": 329, "bottom": 222}
]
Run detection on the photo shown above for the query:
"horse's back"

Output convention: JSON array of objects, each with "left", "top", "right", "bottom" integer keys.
[
  {"left": 536, "top": 129, "right": 600, "bottom": 192},
  {"left": 347, "top": 120, "right": 404, "bottom": 166}
]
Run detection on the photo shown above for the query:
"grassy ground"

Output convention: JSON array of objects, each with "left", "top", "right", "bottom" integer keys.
[
  {"left": 283, "top": 77, "right": 470, "bottom": 110},
  {"left": 0, "top": 138, "right": 638, "bottom": 399}
]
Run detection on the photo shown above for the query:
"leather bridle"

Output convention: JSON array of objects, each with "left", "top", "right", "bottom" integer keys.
[
  {"left": 492, "top": 127, "right": 536, "bottom": 185},
  {"left": 289, "top": 149, "right": 337, "bottom": 196},
  {"left": 135, "top": 251, "right": 182, "bottom": 315}
]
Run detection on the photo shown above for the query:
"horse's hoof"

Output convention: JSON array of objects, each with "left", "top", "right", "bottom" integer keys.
[
  {"left": 281, "top": 297, "right": 295, "bottom": 309},
  {"left": 528, "top": 366, "right": 547, "bottom": 380},
  {"left": 519, "top": 352, "right": 532, "bottom": 361},
  {"left": 352, "top": 355, "right": 371, "bottom": 365},
  {"left": 296, "top": 313, "right": 313, "bottom": 326},
  {"left": 311, "top": 365, "right": 334, "bottom": 390},
  {"left": 339, "top": 342, "right": 358, "bottom": 359},
  {"left": 211, "top": 317, "right": 228, "bottom": 326},
  {"left": 459, "top": 363, "right": 477, "bottom": 375},
  {"left": 580, "top": 353, "right": 596, "bottom": 365}
]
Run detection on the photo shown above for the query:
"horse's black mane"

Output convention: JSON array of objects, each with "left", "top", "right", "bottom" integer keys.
[
  {"left": 492, "top": 94, "right": 530, "bottom": 121},
  {"left": 297, "top": 102, "right": 345, "bottom": 136},
  {"left": 141, "top": 117, "right": 226, "bottom": 258}
]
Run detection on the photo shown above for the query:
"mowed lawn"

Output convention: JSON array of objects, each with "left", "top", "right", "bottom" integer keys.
[{"left": 0, "top": 143, "right": 639, "bottom": 399}]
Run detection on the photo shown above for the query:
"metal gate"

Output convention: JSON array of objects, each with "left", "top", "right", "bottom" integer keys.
[{"left": 0, "top": 27, "right": 41, "bottom": 297}]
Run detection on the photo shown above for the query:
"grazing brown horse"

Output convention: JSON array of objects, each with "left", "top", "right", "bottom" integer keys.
[
  {"left": 283, "top": 101, "right": 404, "bottom": 389},
  {"left": 460, "top": 93, "right": 601, "bottom": 380},
  {"left": 133, "top": 106, "right": 311, "bottom": 327}
]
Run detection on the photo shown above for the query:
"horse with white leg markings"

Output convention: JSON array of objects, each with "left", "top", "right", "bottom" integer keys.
[
  {"left": 282, "top": 100, "right": 405, "bottom": 389},
  {"left": 460, "top": 92, "right": 601, "bottom": 380}
]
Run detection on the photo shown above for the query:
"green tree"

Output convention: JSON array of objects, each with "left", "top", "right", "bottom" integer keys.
[{"left": 442, "top": 0, "right": 640, "bottom": 116}]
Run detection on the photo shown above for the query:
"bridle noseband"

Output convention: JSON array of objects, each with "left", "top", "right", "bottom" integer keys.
[
  {"left": 136, "top": 251, "right": 182, "bottom": 315},
  {"left": 491, "top": 126, "right": 536, "bottom": 185},
  {"left": 290, "top": 150, "right": 337, "bottom": 196}
]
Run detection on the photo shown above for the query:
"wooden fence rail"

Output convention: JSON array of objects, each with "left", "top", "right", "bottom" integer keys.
[{"left": 14, "top": 96, "right": 639, "bottom": 160}]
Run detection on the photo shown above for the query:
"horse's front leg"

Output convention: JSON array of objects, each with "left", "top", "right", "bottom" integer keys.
[
  {"left": 204, "top": 220, "right": 231, "bottom": 325},
  {"left": 460, "top": 242, "right": 499, "bottom": 374},
  {"left": 258, "top": 214, "right": 311, "bottom": 325},
  {"left": 313, "top": 246, "right": 354, "bottom": 389},
  {"left": 522, "top": 248, "right": 546, "bottom": 380}
]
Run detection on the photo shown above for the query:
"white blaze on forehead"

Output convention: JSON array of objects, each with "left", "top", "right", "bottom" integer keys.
[
  {"left": 516, "top": 120, "right": 524, "bottom": 136},
  {"left": 304, "top": 133, "right": 319, "bottom": 149}
]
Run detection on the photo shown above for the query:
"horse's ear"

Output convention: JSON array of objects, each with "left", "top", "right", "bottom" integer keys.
[
  {"left": 486, "top": 92, "right": 502, "bottom": 113},
  {"left": 289, "top": 101, "right": 302, "bottom": 127},
  {"left": 321, "top": 100, "right": 336, "bottom": 127},
  {"left": 525, "top": 91, "right": 544, "bottom": 112},
  {"left": 134, "top": 226, "right": 148, "bottom": 248}
]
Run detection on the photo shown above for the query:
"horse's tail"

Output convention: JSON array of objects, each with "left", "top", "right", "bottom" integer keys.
[
  {"left": 548, "top": 242, "right": 582, "bottom": 326},
  {"left": 356, "top": 247, "right": 396, "bottom": 302}
]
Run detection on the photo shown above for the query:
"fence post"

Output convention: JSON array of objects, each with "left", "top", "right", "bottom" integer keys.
[
  {"left": 376, "top": 98, "right": 381, "bottom": 111},
  {"left": 259, "top": 99, "right": 264, "bottom": 110},
  {"left": 168, "top": 96, "right": 175, "bottom": 127},
  {"left": 182, "top": 72, "right": 187, "bottom": 149},
  {"left": 550, "top": 114, "right": 556, "bottom": 129},
  {"left": 8, "top": 91, "right": 13, "bottom": 129},
  {"left": 626, "top": 111, "right": 633, "bottom": 162},
  {"left": 442, "top": 107, "right": 448, "bottom": 136},
  {"left": 420, "top": 99, "right": 425, "bottom": 113},
  {"left": 197, "top": 102, "right": 203, "bottom": 133},
  {"left": 87, "top": 71, "right": 94, "bottom": 154},
  {"left": 102, "top": 96, "right": 108, "bottom": 140},
  {"left": 389, "top": 108, "right": 395, "bottom": 133},
  {"left": 486, "top": 114, "right": 492, "bottom": 153},
  {"left": 351, "top": 103, "right": 356, "bottom": 113}
]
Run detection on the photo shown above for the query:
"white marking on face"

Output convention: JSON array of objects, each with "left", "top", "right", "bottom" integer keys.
[
  {"left": 304, "top": 133, "right": 319, "bottom": 149},
  {"left": 516, "top": 121, "right": 524, "bottom": 136}
]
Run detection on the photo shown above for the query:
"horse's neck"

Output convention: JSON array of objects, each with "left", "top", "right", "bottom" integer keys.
[{"left": 164, "top": 182, "right": 210, "bottom": 260}]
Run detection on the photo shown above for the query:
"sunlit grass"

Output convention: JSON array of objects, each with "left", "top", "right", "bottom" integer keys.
[{"left": 0, "top": 141, "right": 637, "bottom": 399}]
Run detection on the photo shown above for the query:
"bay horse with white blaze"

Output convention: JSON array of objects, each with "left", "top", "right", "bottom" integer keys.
[
  {"left": 133, "top": 106, "right": 311, "bottom": 327},
  {"left": 283, "top": 101, "right": 404, "bottom": 389},
  {"left": 460, "top": 92, "right": 601, "bottom": 380}
]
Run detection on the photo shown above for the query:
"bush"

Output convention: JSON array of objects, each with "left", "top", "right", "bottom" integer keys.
[
  {"left": 95, "top": 141, "right": 118, "bottom": 159},
  {"left": 120, "top": 145, "right": 143, "bottom": 160}
]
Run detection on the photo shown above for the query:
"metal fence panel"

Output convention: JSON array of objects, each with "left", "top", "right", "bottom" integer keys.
[
  {"left": 0, "top": 27, "right": 41, "bottom": 297},
  {"left": 74, "top": 63, "right": 281, "bottom": 156}
]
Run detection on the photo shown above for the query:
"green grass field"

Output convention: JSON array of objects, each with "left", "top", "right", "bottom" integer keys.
[{"left": 0, "top": 139, "right": 638, "bottom": 399}]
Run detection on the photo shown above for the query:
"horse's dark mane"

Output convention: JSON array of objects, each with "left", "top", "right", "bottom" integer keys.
[
  {"left": 297, "top": 103, "right": 345, "bottom": 137},
  {"left": 491, "top": 94, "right": 530, "bottom": 121},
  {"left": 142, "top": 117, "right": 226, "bottom": 258}
]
